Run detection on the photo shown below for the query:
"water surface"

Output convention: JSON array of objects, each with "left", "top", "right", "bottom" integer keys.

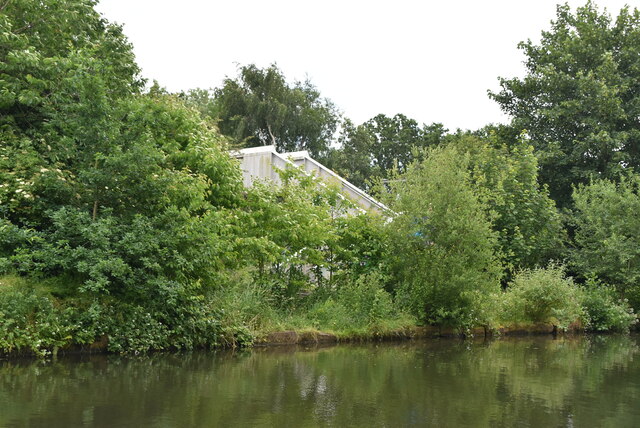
[{"left": 1, "top": 335, "right": 639, "bottom": 427}]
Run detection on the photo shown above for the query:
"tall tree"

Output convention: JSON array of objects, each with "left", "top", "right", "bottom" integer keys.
[
  {"left": 0, "top": 0, "right": 141, "bottom": 227},
  {"left": 0, "top": 0, "right": 243, "bottom": 297},
  {"left": 447, "top": 132, "right": 564, "bottom": 275},
  {"left": 209, "top": 64, "right": 339, "bottom": 159},
  {"left": 490, "top": 2, "right": 640, "bottom": 207},
  {"left": 365, "top": 114, "right": 445, "bottom": 175},
  {"left": 328, "top": 114, "right": 446, "bottom": 190},
  {"left": 385, "top": 146, "right": 502, "bottom": 327},
  {"left": 572, "top": 174, "right": 640, "bottom": 311},
  {"left": 325, "top": 119, "right": 379, "bottom": 190}
]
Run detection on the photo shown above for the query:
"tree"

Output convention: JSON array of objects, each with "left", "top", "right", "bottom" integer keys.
[
  {"left": 447, "top": 132, "right": 564, "bottom": 275},
  {"left": 0, "top": 1, "right": 250, "bottom": 352},
  {"left": 208, "top": 64, "right": 339, "bottom": 159},
  {"left": 328, "top": 114, "right": 446, "bottom": 190},
  {"left": 490, "top": 2, "right": 640, "bottom": 207},
  {"left": 365, "top": 114, "right": 445, "bottom": 175},
  {"left": 0, "top": 0, "right": 142, "bottom": 227},
  {"left": 385, "top": 146, "right": 502, "bottom": 327},
  {"left": 4, "top": 92, "right": 243, "bottom": 293},
  {"left": 0, "top": 0, "right": 246, "bottom": 299},
  {"left": 0, "top": 0, "right": 141, "bottom": 130},
  {"left": 325, "top": 119, "right": 378, "bottom": 190},
  {"left": 571, "top": 174, "right": 640, "bottom": 311},
  {"left": 233, "top": 166, "right": 351, "bottom": 298}
]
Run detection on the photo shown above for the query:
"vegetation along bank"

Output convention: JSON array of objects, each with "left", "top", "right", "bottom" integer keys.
[{"left": 0, "top": 1, "right": 638, "bottom": 356}]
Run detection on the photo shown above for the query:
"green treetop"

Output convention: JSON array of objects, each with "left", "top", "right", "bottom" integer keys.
[
  {"left": 490, "top": 2, "right": 640, "bottom": 207},
  {"left": 327, "top": 114, "right": 446, "bottom": 190},
  {"left": 185, "top": 64, "right": 339, "bottom": 160}
]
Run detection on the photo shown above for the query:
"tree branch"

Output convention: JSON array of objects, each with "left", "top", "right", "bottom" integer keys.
[
  {"left": 266, "top": 123, "right": 277, "bottom": 147},
  {"left": 92, "top": 158, "right": 99, "bottom": 220},
  {"left": 15, "top": 22, "right": 35, "bottom": 34}
]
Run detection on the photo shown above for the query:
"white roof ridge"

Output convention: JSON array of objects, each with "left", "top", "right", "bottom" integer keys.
[{"left": 233, "top": 145, "right": 390, "bottom": 213}]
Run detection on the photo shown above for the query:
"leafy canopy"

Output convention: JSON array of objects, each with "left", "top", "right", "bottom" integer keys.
[
  {"left": 384, "top": 146, "right": 502, "bottom": 327},
  {"left": 571, "top": 174, "right": 640, "bottom": 311},
  {"left": 186, "top": 64, "right": 339, "bottom": 159},
  {"left": 490, "top": 2, "right": 640, "bottom": 207},
  {"left": 327, "top": 114, "right": 446, "bottom": 190},
  {"left": 447, "top": 132, "right": 564, "bottom": 274}
]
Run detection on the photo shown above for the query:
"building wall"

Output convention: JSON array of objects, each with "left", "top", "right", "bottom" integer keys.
[{"left": 232, "top": 145, "right": 387, "bottom": 214}]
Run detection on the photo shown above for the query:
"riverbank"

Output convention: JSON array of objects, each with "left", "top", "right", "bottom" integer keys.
[
  {"left": 0, "top": 322, "right": 589, "bottom": 358},
  {"left": 256, "top": 323, "right": 586, "bottom": 346},
  {"left": 0, "top": 272, "right": 634, "bottom": 358}
]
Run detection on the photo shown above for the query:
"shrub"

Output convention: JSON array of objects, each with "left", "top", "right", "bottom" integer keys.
[
  {"left": 308, "top": 272, "right": 402, "bottom": 331},
  {"left": 581, "top": 279, "right": 637, "bottom": 332},
  {"left": 337, "top": 272, "right": 395, "bottom": 325},
  {"left": 210, "top": 270, "right": 281, "bottom": 346},
  {"left": 94, "top": 303, "right": 171, "bottom": 354},
  {"left": 0, "top": 276, "right": 75, "bottom": 356},
  {"left": 307, "top": 298, "right": 352, "bottom": 331},
  {"left": 0, "top": 274, "right": 225, "bottom": 355},
  {"left": 501, "top": 264, "right": 583, "bottom": 329}
]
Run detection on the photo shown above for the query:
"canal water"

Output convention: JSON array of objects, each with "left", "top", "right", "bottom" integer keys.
[{"left": 1, "top": 335, "right": 639, "bottom": 427}]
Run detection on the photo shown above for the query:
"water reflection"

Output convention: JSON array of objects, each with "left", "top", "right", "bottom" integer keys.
[{"left": 0, "top": 335, "right": 638, "bottom": 427}]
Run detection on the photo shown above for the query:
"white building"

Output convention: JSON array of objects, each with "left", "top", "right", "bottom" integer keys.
[{"left": 231, "top": 145, "right": 387, "bottom": 214}]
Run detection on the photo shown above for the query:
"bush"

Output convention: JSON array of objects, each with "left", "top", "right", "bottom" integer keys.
[
  {"left": 581, "top": 280, "right": 637, "bottom": 332},
  {"left": 0, "top": 276, "right": 75, "bottom": 356},
  {"left": 308, "top": 272, "right": 405, "bottom": 332},
  {"left": 337, "top": 272, "right": 395, "bottom": 325},
  {"left": 93, "top": 303, "right": 171, "bottom": 354},
  {"left": 307, "top": 298, "right": 352, "bottom": 331},
  {"left": 501, "top": 264, "right": 583, "bottom": 329},
  {"left": 0, "top": 274, "right": 226, "bottom": 355},
  {"left": 210, "top": 270, "right": 281, "bottom": 346}
]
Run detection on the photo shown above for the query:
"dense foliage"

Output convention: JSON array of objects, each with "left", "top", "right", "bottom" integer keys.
[
  {"left": 0, "top": 0, "right": 244, "bottom": 353},
  {"left": 183, "top": 64, "right": 339, "bottom": 159},
  {"left": 448, "top": 132, "right": 564, "bottom": 275},
  {"left": 326, "top": 115, "right": 446, "bottom": 190},
  {"left": 1, "top": 1, "right": 639, "bottom": 355},
  {"left": 490, "top": 2, "right": 640, "bottom": 207},
  {"left": 572, "top": 175, "right": 640, "bottom": 310},
  {"left": 384, "top": 146, "right": 503, "bottom": 328},
  {"left": 500, "top": 264, "right": 583, "bottom": 330},
  {"left": 580, "top": 279, "right": 637, "bottom": 332}
]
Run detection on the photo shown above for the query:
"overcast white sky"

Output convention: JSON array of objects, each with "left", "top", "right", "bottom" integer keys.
[{"left": 96, "top": 0, "right": 632, "bottom": 131}]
